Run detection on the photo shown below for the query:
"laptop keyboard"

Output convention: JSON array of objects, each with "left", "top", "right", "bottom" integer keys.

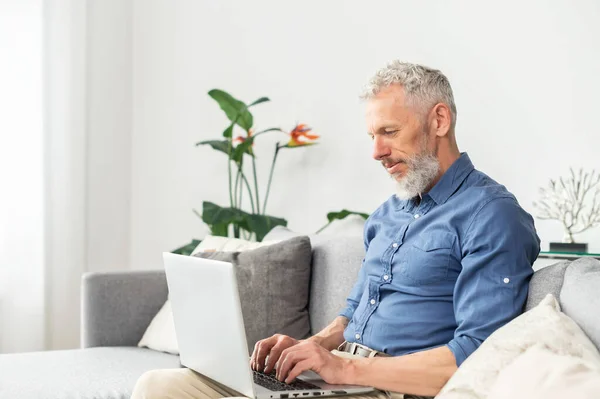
[{"left": 253, "top": 370, "right": 320, "bottom": 391}]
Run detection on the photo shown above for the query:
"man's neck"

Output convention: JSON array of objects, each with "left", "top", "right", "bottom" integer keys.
[{"left": 425, "top": 150, "right": 461, "bottom": 193}]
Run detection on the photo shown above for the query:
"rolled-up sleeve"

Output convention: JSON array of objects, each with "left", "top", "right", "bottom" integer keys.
[{"left": 447, "top": 196, "right": 540, "bottom": 366}]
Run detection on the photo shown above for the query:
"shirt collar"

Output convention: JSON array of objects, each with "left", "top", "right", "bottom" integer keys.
[
  {"left": 427, "top": 152, "right": 475, "bottom": 205},
  {"left": 394, "top": 152, "right": 474, "bottom": 210}
]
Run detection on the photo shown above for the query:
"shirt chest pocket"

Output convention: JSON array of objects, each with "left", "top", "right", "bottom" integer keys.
[{"left": 399, "top": 231, "right": 456, "bottom": 285}]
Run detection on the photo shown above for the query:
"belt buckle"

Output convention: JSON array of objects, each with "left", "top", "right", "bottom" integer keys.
[
  {"left": 338, "top": 341, "right": 382, "bottom": 358},
  {"left": 337, "top": 341, "right": 359, "bottom": 355},
  {"left": 353, "top": 342, "right": 376, "bottom": 357}
]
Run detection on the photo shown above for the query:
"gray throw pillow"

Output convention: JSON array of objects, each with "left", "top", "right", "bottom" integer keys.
[
  {"left": 263, "top": 226, "right": 365, "bottom": 335},
  {"left": 194, "top": 236, "right": 312, "bottom": 353},
  {"left": 525, "top": 260, "right": 571, "bottom": 311},
  {"left": 560, "top": 257, "right": 600, "bottom": 349}
]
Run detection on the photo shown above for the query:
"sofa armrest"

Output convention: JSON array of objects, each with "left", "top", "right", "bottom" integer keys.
[{"left": 81, "top": 270, "right": 168, "bottom": 348}]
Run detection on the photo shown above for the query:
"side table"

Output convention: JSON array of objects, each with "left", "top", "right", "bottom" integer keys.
[{"left": 534, "top": 251, "right": 600, "bottom": 270}]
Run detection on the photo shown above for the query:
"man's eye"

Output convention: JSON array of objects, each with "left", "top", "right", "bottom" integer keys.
[{"left": 384, "top": 130, "right": 398, "bottom": 135}]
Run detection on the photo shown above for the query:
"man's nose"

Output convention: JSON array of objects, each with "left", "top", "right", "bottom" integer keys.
[{"left": 372, "top": 136, "right": 391, "bottom": 161}]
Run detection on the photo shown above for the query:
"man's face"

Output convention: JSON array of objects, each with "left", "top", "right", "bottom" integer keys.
[{"left": 366, "top": 84, "right": 440, "bottom": 198}]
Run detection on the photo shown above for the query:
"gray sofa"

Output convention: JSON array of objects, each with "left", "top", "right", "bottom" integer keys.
[{"left": 1, "top": 233, "right": 598, "bottom": 399}]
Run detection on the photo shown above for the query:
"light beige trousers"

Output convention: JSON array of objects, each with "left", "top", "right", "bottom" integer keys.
[{"left": 131, "top": 350, "right": 407, "bottom": 399}]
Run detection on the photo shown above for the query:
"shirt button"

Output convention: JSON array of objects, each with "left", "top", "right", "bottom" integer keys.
[
  {"left": 370, "top": 299, "right": 376, "bottom": 305},
  {"left": 392, "top": 242, "right": 398, "bottom": 248},
  {"left": 355, "top": 333, "right": 361, "bottom": 340},
  {"left": 383, "top": 275, "right": 389, "bottom": 281},
  {"left": 503, "top": 277, "right": 510, "bottom": 284},
  {"left": 414, "top": 214, "right": 420, "bottom": 219}
]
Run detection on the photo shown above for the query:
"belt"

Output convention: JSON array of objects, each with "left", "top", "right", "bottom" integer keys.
[
  {"left": 337, "top": 341, "right": 390, "bottom": 358},
  {"left": 338, "top": 342, "right": 434, "bottom": 399}
]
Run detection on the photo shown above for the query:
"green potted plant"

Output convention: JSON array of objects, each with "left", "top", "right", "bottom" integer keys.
[{"left": 174, "top": 90, "right": 368, "bottom": 255}]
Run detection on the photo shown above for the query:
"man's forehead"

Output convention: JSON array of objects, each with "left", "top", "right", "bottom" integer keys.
[{"left": 366, "top": 96, "right": 410, "bottom": 131}]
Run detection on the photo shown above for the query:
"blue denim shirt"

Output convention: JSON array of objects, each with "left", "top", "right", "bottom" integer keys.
[{"left": 340, "top": 153, "right": 540, "bottom": 366}]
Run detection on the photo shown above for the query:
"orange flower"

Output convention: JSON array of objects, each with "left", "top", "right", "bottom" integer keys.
[
  {"left": 234, "top": 129, "right": 254, "bottom": 144},
  {"left": 286, "top": 124, "right": 319, "bottom": 147}
]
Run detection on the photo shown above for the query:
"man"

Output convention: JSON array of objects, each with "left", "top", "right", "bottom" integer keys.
[{"left": 132, "top": 61, "right": 540, "bottom": 398}]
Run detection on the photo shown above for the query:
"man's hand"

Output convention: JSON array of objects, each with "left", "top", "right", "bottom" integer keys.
[
  {"left": 250, "top": 334, "right": 300, "bottom": 373},
  {"left": 275, "top": 340, "right": 353, "bottom": 385}
]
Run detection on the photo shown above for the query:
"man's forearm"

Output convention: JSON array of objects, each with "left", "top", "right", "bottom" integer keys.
[
  {"left": 307, "top": 316, "right": 348, "bottom": 351},
  {"left": 347, "top": 345, "right": 457, "bottom": 397}
]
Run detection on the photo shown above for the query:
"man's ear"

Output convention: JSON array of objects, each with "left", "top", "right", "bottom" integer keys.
[{"left": 432, "top": 103, "right": 452, "bottom": 137}]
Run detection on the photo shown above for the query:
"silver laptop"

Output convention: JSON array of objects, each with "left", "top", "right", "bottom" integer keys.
[{"left": 163, "top": 252, "right": 375, "bottom": 399}]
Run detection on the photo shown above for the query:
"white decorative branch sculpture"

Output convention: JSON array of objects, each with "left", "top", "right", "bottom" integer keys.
[{"left": 533, "top": 168, "right": 600, "bottom": 243}]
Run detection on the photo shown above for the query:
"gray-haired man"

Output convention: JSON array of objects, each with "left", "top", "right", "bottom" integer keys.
[{"left": 131, "top": 61, "right": 540, "bottom": 399}]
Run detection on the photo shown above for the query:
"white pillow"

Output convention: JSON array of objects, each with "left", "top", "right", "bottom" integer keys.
[
  {"left": 437, "top": 294, "right": 600, "bottom": 399},
  {"left": 137, "top": 299, "right": 179, "bottom": 354},
  {"left": 487, "top": 344, "right": 600, "bottom": 399},
  {"left": 189, "top": 235, "right": 281, "bottom": 255},
  {"left": 138, "top": 235, "right": 282, "bottom": 355}
]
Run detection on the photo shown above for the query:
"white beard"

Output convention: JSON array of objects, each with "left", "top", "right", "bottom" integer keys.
[{"left": 394, "top": 152, "right": 440, "bottom": 200}]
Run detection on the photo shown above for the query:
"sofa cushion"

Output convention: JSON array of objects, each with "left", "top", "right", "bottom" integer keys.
[
  {"left": 525, "top": 260, "right": 570, "bottom": 311},
  {"left": 0, "top": 347, "right": 180, "bottom": 399},
  {"left": 560, "top": 257, "right": 600, "bottom": 349},
  {"left": 263, "top": 226, "right": 365, "bottom": 335},
  {"left": 308, "top": 236, "right": 365, "bottom": 333}
]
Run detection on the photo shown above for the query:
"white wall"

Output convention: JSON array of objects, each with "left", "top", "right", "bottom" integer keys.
[
  {"left": 0, "top": 0, "right": 44, "bottom": 353},
  {"left": 130, "top": 0, "right": 600, "bottom": 270},
  {"left": 44, "top": 0, "right": 132, "bottom": 350},
  {"left": 44, "top": 0, "right": 89, "bottom": 351},
  {"left": 86, "top": 0, "right": 132, "bottom": 274}
]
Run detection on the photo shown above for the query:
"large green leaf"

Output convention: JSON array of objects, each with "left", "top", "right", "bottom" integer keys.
[
  {"left": 172, "top": 239, "right": 202, "bottom": 256},
  {"left": 196, "top": 140, "right": 231, "bottom": 155},
  {"left": 326, "top": 209, "right": 370, "bottom": 223},
  {"left": 210, "top": 223, "right": 229, "bottom": 237},
  {"left": 201, "top": 202, "right": 251, "bottom": 236},
  {"left": 201, "top": 202, "right": 286, "bottom": 242},
  {"left": 202, "top": 201, "right": 240, "bottom": 226},
  {"left": 208, "top": 89, "right": 253, "bottom": 131},
  {"left": 245, "top": 214, "right": 287, "bottom": 242}
]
